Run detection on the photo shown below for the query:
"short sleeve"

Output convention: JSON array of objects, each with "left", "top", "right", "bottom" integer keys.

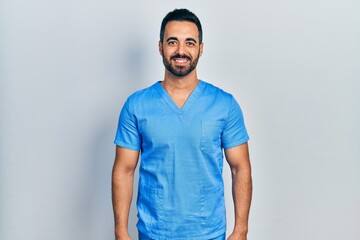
[
  {"left": 114, "top": 99, "right": 141, "bottom": 150},
  {"left": 221, "top": 96, "right": 249, "bottom": 149}
]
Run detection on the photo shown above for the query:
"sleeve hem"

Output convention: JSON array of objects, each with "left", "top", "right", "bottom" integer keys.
[
  {"left": 223, "top": 137, "right": 249, "bottom": 150},
  {"left": 114, "top": 140, "right": 141, "bottom": 151}
]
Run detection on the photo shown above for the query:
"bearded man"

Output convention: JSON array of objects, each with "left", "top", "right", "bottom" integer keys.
[{"left": 112, "top": 8, "right": 252, "bottom": 240}]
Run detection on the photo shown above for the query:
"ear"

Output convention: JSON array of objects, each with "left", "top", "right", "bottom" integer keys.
[
  {"left": 199, "top": 42, "right": 204, "bottom": 57},
  {"left": 158, "top": 41, "right": 163, "bottom": 56}
]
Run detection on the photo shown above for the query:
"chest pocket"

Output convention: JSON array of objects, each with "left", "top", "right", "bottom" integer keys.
[{"left": 200, "top": 120, "right": 224, "bottom": 154}]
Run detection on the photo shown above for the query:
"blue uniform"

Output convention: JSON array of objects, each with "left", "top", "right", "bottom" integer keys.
[{"left": 114, "top": 80, "right": 249, "bottom": 239}]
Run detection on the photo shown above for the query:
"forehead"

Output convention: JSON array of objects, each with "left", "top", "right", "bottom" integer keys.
[{"left": 164, "top": 21, "right": 199, "bottom": 41}]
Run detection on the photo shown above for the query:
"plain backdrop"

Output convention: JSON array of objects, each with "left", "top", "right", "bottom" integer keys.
[{"left": 1, "top": 1, "right": 359, "bottom": 239}]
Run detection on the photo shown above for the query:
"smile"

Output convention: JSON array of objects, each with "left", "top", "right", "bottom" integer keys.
[{"left": 173, "top": 58, "right": 189, "bottom": 63}]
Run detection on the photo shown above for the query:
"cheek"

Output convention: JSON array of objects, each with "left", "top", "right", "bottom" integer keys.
[
  {"left": 164, "top": 49, "right": 175, "bottom": 58},
  {"left": 191, "top": 49, "right": 201, "bottom": 58}
]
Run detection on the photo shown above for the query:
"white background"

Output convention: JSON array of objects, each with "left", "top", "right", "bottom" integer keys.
[{"left": 1, "top": 1, "right": 359, "bottom": 239}]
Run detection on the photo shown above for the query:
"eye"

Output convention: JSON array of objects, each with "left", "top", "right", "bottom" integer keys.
[
  {"left": 186, "top": 42, "right": 196, "bottom": 47},
  {"left": 168, "top": 41, "right": 177, "bottom": 46}
]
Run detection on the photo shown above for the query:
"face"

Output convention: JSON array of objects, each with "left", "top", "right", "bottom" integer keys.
[{"left": 159, "top": 21, "right": 203, "bottom": 77}]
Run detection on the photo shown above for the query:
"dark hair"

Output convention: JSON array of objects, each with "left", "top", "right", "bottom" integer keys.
[{"left": 160, "top": 9, "right": 203, "bottom": 43}]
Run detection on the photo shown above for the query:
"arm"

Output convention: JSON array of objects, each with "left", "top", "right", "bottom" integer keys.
[
  {"left": 225, "top": 142, "right": 252, "bottom": 240},
  {"left": 112, "top": 146, "right": 140, "bottom": 240}
]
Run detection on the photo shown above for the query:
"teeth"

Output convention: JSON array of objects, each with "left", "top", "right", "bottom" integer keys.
[{"left": 175, "top": 59, "right": 187, "bottom": 63}]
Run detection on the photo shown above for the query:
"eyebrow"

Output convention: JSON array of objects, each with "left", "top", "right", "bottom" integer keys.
[
  {"left": 166, "top": 37, "right": 197, "bottom": 44},
  {"left": 186, "top": 38, "right": 197, "bottom": 43},
  {"left": 166, "top": 37, "right": 178, "bottom": 42}
]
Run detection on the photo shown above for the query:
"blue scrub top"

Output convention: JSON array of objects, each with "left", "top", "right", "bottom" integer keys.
[{"left": 114, "top": 80, "right": 249, "bottom": 240}]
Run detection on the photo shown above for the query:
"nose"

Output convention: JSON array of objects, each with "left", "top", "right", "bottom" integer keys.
[{"left": 177, "top": 42, "right": 186, "bottom": 55}]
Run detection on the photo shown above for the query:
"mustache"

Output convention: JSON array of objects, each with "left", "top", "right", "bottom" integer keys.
[{"left": 170, "top": 54, "right": 191, "bottom": 60}]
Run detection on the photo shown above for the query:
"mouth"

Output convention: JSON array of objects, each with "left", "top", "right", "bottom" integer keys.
[
  {"left": 173, "top": 58, "right": 189, "bottom": 64},
  {"left": 171, "top": 54, "right": 191, "bottom": 64},
  {"left": 171, "top": 55, "right": 191, "bottom": 67}
]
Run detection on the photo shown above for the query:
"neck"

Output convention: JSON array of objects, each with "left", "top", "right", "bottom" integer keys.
[
  {"left": 162, "top": 69, "right": 199, "bottom": 92},
  {"left": 160, "top": 70, "right": 199, "bottom": 109}
]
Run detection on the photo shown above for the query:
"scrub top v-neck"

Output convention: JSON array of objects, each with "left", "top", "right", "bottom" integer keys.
[
  {"left": 154, "top": 80, "right": 204, "bottom": 120},
  {"left": 114, "top": 80, "right": 249, "bottom": 240}
]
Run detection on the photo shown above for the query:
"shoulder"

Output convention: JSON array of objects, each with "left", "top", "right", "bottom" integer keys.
[
  {"left": 125, "top": 82, "right": 159, "bottom": 107},
  {"left": 201, "top": 80, "right": 234, "bottom": 103},
  {"left": 127, "top": 82, "right": 158, "bottom": 100}
]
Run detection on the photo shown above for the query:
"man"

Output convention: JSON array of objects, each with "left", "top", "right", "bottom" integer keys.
[{"left": 112, "top": 9, "right": 252, "bottom": 240}]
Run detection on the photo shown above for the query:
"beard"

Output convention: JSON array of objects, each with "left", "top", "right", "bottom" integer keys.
[{"left": 162, "top": 51, "right": 200, "bottom": 77}]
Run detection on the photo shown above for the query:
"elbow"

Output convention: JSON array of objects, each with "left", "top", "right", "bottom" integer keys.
[
  {"left": 112, "top": 164, "right": 136, "bottom": 183},
  {"left": 231, "top": 165, "right": 252, "bottom": 179}
]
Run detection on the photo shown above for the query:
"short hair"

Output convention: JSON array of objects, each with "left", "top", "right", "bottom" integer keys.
[{"left": 160, "top": 8, "right": 203, "bottom": 43}]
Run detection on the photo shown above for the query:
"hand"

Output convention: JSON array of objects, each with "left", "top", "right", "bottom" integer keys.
[{"left": 227, "top": 231, "right": 247, "bottom": 240}]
